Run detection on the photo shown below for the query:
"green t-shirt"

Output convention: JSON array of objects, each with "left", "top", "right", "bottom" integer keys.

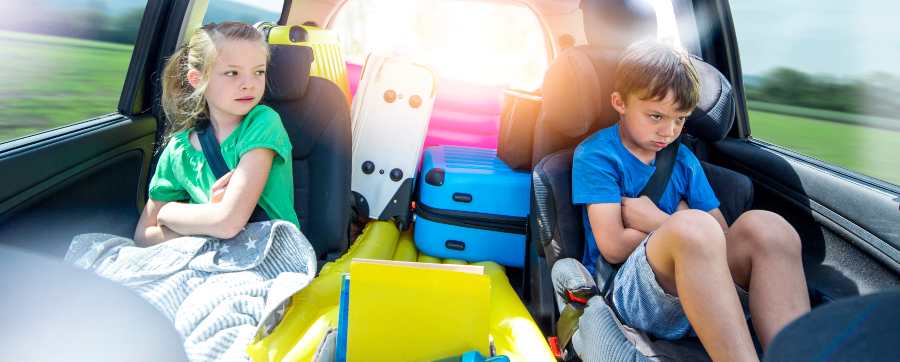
[{"left": 148, "top": 105, "right": 300, "bottom": 228}]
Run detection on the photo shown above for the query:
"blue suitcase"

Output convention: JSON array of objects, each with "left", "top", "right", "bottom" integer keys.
[{"left": 414, "top": 146, "right": 531, "bottom": 267}]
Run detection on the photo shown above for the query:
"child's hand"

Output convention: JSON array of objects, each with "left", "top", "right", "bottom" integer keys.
[
  {"left": 621, "top": 196, "right": 668, "bottom": 233},
  {"left": 210, "top": 171, "right": 233, "bottom": 203}
]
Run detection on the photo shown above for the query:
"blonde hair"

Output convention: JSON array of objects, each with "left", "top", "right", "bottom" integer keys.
[{"left": 160, "top": 22, "right": 269, "bottom": 141}]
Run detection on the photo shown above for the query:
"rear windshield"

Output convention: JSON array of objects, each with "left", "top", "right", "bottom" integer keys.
[{"left": 331, "top": 0, "right": 549, "bottom": 90}]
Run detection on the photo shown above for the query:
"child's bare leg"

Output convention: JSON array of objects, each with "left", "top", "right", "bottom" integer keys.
[
  {"left": 725, "top": 210, "right": 810, "bottom": 349},
  {"left": 645, "top": 210, "right": 758, "bottom": 362}
]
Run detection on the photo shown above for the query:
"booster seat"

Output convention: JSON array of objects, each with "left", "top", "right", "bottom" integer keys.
[
  {"left": 263, "top": 44, "right": 352, "bottom": 262},
  {"left": 530, "top": 44, "right": 752, "bottom": 360}
]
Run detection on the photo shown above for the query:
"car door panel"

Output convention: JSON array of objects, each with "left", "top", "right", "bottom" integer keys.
[
  {"left": 0, "top": 115, "right": 157, "bottom": 257},
  {"left": 711, "top": 138, "right": 900, "bottom": 302}
]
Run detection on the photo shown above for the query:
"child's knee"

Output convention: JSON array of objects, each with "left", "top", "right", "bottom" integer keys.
[
  {"left": 734, "top": 210, "right": 801, "bottom": 257},
  {"left": 661, "top": 210, "right": 725, "bottom": 257}
]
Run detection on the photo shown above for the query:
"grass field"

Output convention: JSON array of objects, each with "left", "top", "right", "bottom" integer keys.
[
  {"left": 749, "top": 110, "right": 900, "bottom": 185},
  {"left": 0, "top": 31, "right": 132, "bottom": 141},
  {"left": 0, "top": 31, "right": 897, "bottom": 186}
]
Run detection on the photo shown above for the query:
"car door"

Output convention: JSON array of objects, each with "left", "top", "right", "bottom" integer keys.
[
  {"left": 694, "top": 0, "right": 900, "bottom": 303},
  {"left": 0, "top": 0, "right": 190, "bottom": 257}
]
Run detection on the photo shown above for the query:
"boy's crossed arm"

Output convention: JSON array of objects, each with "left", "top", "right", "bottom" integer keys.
[
  {"left": 588, "top": 197, "right": 728, "bottom": 264},
  {"left": 586, "top": 203, "right": 649, "bottom": 265}
]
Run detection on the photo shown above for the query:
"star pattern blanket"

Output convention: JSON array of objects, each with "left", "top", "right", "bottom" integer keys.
[{"left": 65, "top": 220, "right": 316, "bottom": 361}]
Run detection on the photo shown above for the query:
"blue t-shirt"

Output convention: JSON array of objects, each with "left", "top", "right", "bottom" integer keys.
[{"left": 572, "top": 124, "right": 720, "bottom": 274}]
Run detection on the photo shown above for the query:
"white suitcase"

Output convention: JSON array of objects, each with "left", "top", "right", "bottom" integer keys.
[{"left": 350, "top": 54, "right": 437, "bottom": 228}]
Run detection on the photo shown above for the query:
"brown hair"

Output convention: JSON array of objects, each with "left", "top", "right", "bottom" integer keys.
[
  {"left": 614, "top": 40, "right": 700, "bottom": 112},
  {"left": 160, "top": 22, "right": 268, "bottom": 141}
]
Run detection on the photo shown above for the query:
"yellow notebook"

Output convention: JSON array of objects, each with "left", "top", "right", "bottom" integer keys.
[{"left": 347, "top": 259, "right": 492, "bottom": 361}]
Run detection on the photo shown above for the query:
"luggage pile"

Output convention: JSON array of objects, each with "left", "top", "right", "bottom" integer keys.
[{"left": 348, "top": 55, "right": 533, "bottom": 270}]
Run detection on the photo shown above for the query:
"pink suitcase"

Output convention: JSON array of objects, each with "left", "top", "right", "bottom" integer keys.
[{"left": 348, "top": 63, "right": 501, "bottom": 150}]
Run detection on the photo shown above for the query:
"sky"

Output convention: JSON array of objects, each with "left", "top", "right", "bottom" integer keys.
[{"left": 730, "top": 0, "right": 900, "bottom": 78}]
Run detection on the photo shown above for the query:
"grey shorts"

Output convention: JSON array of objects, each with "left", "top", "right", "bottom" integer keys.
[{"left": 607, "top": 234, "right": 749, "bottom": 340}]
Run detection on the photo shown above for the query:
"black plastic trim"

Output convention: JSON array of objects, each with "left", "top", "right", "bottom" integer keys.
[
  {"left": 277, "top": 0, "right": 292, "bottom": 26},
  {"left": 377, "top": 178, "right": 415, "bottom": 229},
  {"left": 0, "top": 114, "right": 127, "bottom": 156},
  {"left": 416, "top": 202, "right": 527, "bottom": 235},
  {"left": 145, "top": 0, "right": 192, "bottom": 181},
  {"left": 118, "top": 0, "right": 170, "bottom": 116},
  {"left": 351, "top": 191, "right": 370, "bottom": 221}
]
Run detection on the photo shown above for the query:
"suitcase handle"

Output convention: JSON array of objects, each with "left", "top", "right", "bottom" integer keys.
[
  {"left": 452, "top": 193, "right": 473, "bottom": 203},
  {"left": 445, "top": 240, "right": 466, "bottom": 251}
]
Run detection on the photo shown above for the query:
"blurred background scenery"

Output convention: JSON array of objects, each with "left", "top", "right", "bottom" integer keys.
[
  {"left": 0, "top": 0, "right": 279, "bottom": 141},
  {"left": 0, "top": 0, "right": 897, "bottom": 185}
]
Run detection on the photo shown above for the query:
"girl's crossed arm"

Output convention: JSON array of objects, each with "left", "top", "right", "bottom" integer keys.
[
  {"left": 155, "top": 148, "right": 275, "bottom": 241},
  {"left": 134, "top": 198, "right": 182, "bottom": 246}
]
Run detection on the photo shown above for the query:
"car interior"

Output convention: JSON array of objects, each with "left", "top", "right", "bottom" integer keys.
[{"left": 0, "top": 0, "right": 897, "bottom": 360}]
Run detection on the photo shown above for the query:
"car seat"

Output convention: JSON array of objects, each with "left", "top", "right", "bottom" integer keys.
[
  {"left": 529, "top": 44, "right": 752, "bottom": 360},
  {"left": 263, "top": 44, "right": 352, "bottom": 262}
]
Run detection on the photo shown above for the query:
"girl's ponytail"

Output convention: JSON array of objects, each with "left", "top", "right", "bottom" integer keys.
[{"left": 160, "top": 44, "right": 202, "bottom": 142}]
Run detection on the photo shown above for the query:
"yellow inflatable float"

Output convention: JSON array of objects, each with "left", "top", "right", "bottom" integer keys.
[
  {"left": 247, "top": 221, "right": 553, "bottom": 361},
  {"left": 247, "top": 221, "right": 400, "bottom": 361}
]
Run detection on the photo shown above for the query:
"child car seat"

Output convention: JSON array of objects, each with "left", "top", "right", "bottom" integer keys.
[
  {"left": 530, "top": 45, "right": 752, "bottom": 360},
  {"left": 263, "top": 44, "right": 352, "bottom": 262}
]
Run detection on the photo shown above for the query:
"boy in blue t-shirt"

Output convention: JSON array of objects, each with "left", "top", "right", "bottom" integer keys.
[{"left": 572, "top": 41, "right": 809, "bottom": 361}]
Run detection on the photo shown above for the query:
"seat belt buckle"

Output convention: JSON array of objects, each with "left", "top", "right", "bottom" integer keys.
[
  {"left": 564, "top": 286, "right": 598, "bottom": 307},
  {"left": 548, "top": 336, "right": 563, "bottom": 359},
  {"left": 565, "top": 290, "right": 589, "bottom": 305}
]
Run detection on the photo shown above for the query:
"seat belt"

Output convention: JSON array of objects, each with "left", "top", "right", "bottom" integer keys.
[
  {"left": 599, "top": 137, "right": 680, "bottom": 297},
  {"left": 640, "top": 138, "right": 680, "bottom": 205},
  {"left": 551, "top": 138, "right": 680, "bottom": 360},
  {"left": 197, "top": 121, "right": 271, "bottom": 223}
]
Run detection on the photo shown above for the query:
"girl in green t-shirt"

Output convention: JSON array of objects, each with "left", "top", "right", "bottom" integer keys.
[{"left": 134, "top": 22, "right": 299, "bottom": 246}]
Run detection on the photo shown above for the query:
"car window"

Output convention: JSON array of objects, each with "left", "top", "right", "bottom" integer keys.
[
  {"left": 202, "top": 0, "right": 283, "bottom": 25},
  {"left": 732, "top": 1, "right": 900, "bottom": 186},
  {"left": 0, "top": 1, "right": 145, "bottom": 144},
  {"left": 331, "top": 0, "right": 548, "bottom": 90}
]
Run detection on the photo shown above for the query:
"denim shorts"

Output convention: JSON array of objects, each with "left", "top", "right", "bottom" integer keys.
[{"left": 606, "top": 234, "right": 749, "bottom": 340}]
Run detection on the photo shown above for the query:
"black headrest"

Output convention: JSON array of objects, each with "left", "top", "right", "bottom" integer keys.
[
  {"left": 581, "top": 0, "right": 657, "bottom": 49},
  {"left": 685, "top": 58, "right": 735, "bottom": 142},
  {"left": 264, "top": 45, "right": 314, "bottom": 101},
  {"left": 539, "top": 46, "right": 621, "bottom": 138}
]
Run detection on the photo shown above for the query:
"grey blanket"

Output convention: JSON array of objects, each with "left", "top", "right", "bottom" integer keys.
[{"left": 65, "top": 220, "right": 316, "bottom": 362}]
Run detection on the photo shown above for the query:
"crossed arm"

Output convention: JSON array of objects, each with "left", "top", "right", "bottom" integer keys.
[
  {"left": 587, "top": 197, "right": 728, "bottom": 264},
  {"left": 133, "top": 148, "right": 275, "bottom": 246}
]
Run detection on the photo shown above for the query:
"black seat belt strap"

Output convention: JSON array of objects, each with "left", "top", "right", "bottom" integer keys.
[
  {"left": 640, "top": 137, "right": 680, "bottom": 204},
  {"left": 198, "top": 122, "right": 271, "bottom": 223}
]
